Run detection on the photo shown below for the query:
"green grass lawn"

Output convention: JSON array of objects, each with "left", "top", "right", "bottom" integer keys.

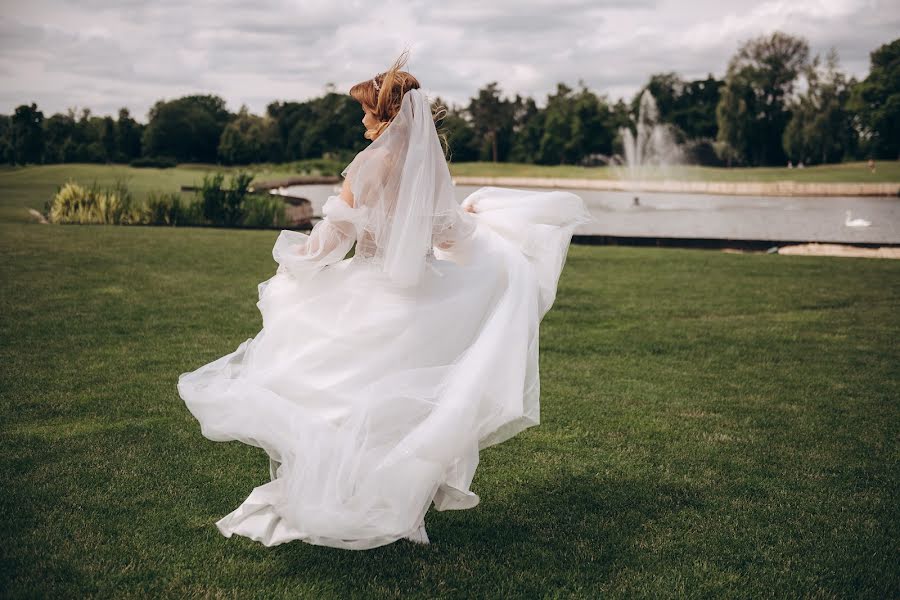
[{"left": 1, "top": 174, "right": 898, "bottom": 597}]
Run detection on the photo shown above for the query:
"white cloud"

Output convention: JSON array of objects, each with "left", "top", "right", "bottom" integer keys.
[{"left": 0, "top": 0, "right": 897, "bottom": 120}]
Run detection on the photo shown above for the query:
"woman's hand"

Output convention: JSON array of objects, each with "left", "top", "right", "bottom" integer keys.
[{"left": 463, "top": 203, "right": 476, "bottom": 213}]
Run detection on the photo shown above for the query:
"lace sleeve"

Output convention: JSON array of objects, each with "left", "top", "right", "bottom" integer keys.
[
  {"left": 434, "top": 205, "right": 477, "bottom": 250},
  {"left": 431, "top": 203, "right": 478, "bottom": 267},
  {"left": 272, "top": 194, "right": 369, "bottom": 285}
]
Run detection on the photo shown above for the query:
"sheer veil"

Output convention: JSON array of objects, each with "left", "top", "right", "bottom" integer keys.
[{"left": 341, "top": 87, "right": 469, "bottom": 287}]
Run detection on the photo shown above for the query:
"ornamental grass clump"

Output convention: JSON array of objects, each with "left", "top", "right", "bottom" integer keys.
[{"left": 49, "top": 179, "right": 137, "bottom": 225}]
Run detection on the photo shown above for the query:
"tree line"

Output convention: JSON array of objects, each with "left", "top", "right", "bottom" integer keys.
[{"left": 1, "top": 33, "right": 896, "bottom": 168}]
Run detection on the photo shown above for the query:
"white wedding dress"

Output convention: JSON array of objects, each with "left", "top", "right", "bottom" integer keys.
[{"left": 177, "top": 89, "right": 594, "bottom": 550}]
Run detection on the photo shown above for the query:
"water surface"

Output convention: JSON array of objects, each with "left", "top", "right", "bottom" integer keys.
[{"left": 276, "top": 184, "right": 900, "bottom": 244}]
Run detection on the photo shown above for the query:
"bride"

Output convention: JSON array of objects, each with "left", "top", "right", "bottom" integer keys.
[{"left": 177, "top": 51, "right": 595, "bottom": 550}]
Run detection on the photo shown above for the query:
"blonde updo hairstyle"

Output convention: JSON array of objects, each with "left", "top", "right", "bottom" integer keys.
[{"left": 349, "top": 49, "right": 450, "bottom": 156}]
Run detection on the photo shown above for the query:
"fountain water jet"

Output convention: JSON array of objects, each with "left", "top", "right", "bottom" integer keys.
[{"left": 612, "top": 90, "right": 685, "bottom": 198}]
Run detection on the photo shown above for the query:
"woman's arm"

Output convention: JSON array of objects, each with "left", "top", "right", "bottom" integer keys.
[
  {"left": 339, "top": 177, "right": 355, "bottom": 209},
  {"left": 272, "top": 190, "right": 368, "bottom": 283}
]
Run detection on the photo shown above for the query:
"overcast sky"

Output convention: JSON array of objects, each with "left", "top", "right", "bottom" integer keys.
[{"left": 1, "top": 0, "right": 898, "bottom": 121}]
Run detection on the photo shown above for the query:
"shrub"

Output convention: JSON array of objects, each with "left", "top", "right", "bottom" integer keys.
[
  {"left": 95, "top": 180, "right": 137, "bottom": 224},
  {"left": 143, "top": 191, "right": 195, "bottom": 225},
  {"left": 241, "top": 193, "right": 287, "bottom": 228},
  {"left": 49, "top": 181, "right": 91, "bottom": 224},
  {"left": 196, "top": 171, "right": 255, "bottom": 226},
  {"left": 130, "top": 156, "right": 178, "bottom": 169},
  {"left": 46, "top": 172, "right": 284, "bottom": 228},
  {"left": 48, "top": 178, "right": 137, "bottom": 224}
]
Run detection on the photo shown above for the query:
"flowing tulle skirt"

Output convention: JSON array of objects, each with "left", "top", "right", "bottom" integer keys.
[{"left": 177, "top": 186, "right": 594, "bottom": 549}]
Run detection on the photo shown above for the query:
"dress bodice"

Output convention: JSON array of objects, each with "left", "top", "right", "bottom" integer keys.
[{"left": 351, "top": 227, "right": 435, "bottom": 264}]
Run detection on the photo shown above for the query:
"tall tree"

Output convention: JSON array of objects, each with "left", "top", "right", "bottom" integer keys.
[
  {"left": 10, "top": 103, "right": 45, "bottom": 164},
  {"left": 783, "top": 48, "right": 857, "bottom": 164},
  {"left": 295, "top": 91, "right": 364, "bottom": 160},
  {"left": 142, "top": 94, "right": 231, "bottom": 162},
  {"left": 268, "top": 100, "right": 315, "bottom": 161},
  {"left": 218, "top": 105, "right": 282, "bottom": 165},
  {"left": 467, "top": 83, "right": 515, "bottom": 162},
  {"left": 509, "top": 96, "right": 544, "bottom": 163},
  {"left": 101, "top": 116, "right": 116, "bottom": 162},
  {"left": 632, "top": 73, "right": 684, "bottom": 128},
  {"left": 270, "top": 89, "right": 365, "bottom": 162},
  {"left": 432, "top": 97, "right": 480, "bottom": 162},
  {"left": 679, "top": 76, "right": 724, "bottom": 140},
  {"left": 42, "top": 112, "right": 76, "bottom": 163},
  {"left": 633, "top": 73, "right": 723, "bottom": 141},
  {"left": 570, "top": 82, "right": 615, "bottom": 160},
  {"left": 0, "top": 115, "right": 12, "bottom": 164},
  {"left": 716, "top": 31, "right": 811, "bottom": 166},
  {"left": 116, "top": 108, "right": 142, "bottom": 162},
  {"left": 848, "top": 37, "right": 900, "bottom": 159},
  {"left": 537, "top": 83, "right": 576, "bottom": 164}
]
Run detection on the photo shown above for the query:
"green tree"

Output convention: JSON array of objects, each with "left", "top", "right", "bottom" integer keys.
[
  {"left": 63, "top": 108, "right": 92, "bottom": 162},
  {"left": 608, "top": 98, "right": 632, "bottom": 156},
  {"left": 509, "top": 96, "right": 544, "bottom": 163},
  {"left": 116, "top": 108, "right": 142, "bottom": 162},
  {"left": 272, "top": 89, "right": 365, "bottom": 162},
  {"left": 682, "top": 76, "right": 725, "bottom": 139},
  {"left": 467, "top": 83, "right": 516, "bottom": 162},
  {"left": 268, "top": 100, "right": 314, "bottom": 161},
  {"left": 295, "top": 92, "right": 360, "bottom": 159},
  {"left": 537, "top": 84, "right": 568, "bottom": 164},
  {"left": 633, "top": 73, "right": 723, "bottom": 142},
  {"left": 433, "top": 98, "right": 480, "bottom": 162},
  {"left": 571, "top": 82, "right": 615, "bottom": 161},
  {"left": 101, "top": 116, "right": 116, "bottom": 162},
  {"left": 10, "top": 103, "right": 45, "bottom": 164},
  {"left": 42, "top": 112, "right": 76, "bottom": 163},
  {"left": 783, "top": 48, "right": 857, "bottom": 164},
  {"left": 632, "top": 73, "right": 684, "bottom": 130},
  {"left": 536, "top": 83, "right": 580, "bottom": 164},
  {"left": 72, "top": 108, "right": 107, "bottom": 163},
  {"left": 0, "top": 115, "right": 11, "bottom": 163},
  {"left": 848, "top": 38, "right": 900, "bottom": 159},
  {"left": 717, "top": 31, "right": 811, "bottom": 166},
  {"left": 142, "top": 95, "right": 231, "bottom": 162},
  {"left": 218, "top": 105, "right": 281, "bottom": 165},
  {"left": 531, "top": 82, "right": 617, "bottom": 164}
]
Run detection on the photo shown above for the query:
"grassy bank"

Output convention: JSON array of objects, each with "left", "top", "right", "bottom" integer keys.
[
  {"left": 448, "top": 159, "right": 900, "bottom": 183},
  {"left": 1, "top": 202, "right": 898, "bottom": 596}
]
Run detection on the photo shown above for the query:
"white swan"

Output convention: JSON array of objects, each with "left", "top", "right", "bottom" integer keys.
[{"left": 845, "top": 210, "right": 871, "bottom": 227}]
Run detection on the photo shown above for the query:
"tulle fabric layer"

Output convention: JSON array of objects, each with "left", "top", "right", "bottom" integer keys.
[{"left": 177, "top": 186, "right": 594, "bottom": 549}]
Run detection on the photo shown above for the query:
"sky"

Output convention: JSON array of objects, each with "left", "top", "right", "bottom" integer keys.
[{"left": 1, "top": 0, "right": 898, "bottom": 122}]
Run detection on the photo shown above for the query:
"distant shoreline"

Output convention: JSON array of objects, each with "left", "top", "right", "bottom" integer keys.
[{"left": 451, "top": 176, "right": 900, "bottom": 198}]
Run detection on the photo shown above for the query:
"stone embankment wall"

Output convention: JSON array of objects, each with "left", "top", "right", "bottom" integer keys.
[{"left": 452, "top": 176, "right": 900, "bottom": 197}]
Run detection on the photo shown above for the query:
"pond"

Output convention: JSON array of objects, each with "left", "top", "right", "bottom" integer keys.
[{"left": 275, "top": 184, "right": 900, "bottom": 245}]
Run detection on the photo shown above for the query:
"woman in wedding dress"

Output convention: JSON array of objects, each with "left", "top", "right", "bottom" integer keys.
[{"left": 177, "top": 52, "right": 595, "bottom": 550}]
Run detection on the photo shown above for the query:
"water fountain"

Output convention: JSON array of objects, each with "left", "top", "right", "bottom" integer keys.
[{"left": 612, "top": 90, "right": 684, "bottom": 199}]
